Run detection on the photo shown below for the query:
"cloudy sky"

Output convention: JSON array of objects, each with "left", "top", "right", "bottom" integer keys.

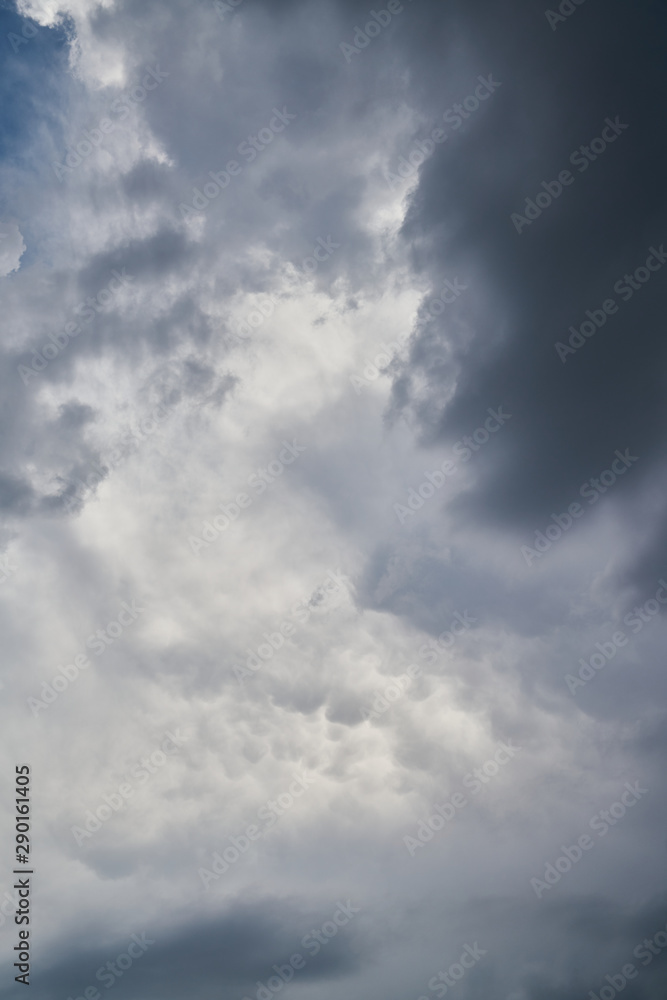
[{"left": 1, "top": 0, "right": 667, "bottom": 997}]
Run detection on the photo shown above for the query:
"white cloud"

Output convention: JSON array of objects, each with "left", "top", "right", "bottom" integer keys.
[{"left": 0, "top": 222, "right": 26, "bottom": 277}]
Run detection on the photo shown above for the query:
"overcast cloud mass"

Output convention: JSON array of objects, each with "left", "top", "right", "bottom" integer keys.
[{"left": 1, "top": 0, "right": 667, "bottom": 998}]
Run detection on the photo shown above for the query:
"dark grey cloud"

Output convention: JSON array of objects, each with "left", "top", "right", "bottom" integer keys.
[
  {"left": 5, "top": 895, "right": 365, "bottom": 1000},
  {"left": 388, "top": 0, "right": 667, "bottom": 556}
]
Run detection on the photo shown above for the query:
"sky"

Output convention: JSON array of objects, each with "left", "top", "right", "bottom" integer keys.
[{"left": 1, "top": 0, "right": 667, "bottom": 998}]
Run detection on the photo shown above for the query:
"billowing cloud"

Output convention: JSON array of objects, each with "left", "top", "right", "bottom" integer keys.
[
  {"left": 0, "top": 1, "right": 666, "bottom": 998},
  {"left": 0, "top": 222, "right": 25, "bottom": 277}
]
